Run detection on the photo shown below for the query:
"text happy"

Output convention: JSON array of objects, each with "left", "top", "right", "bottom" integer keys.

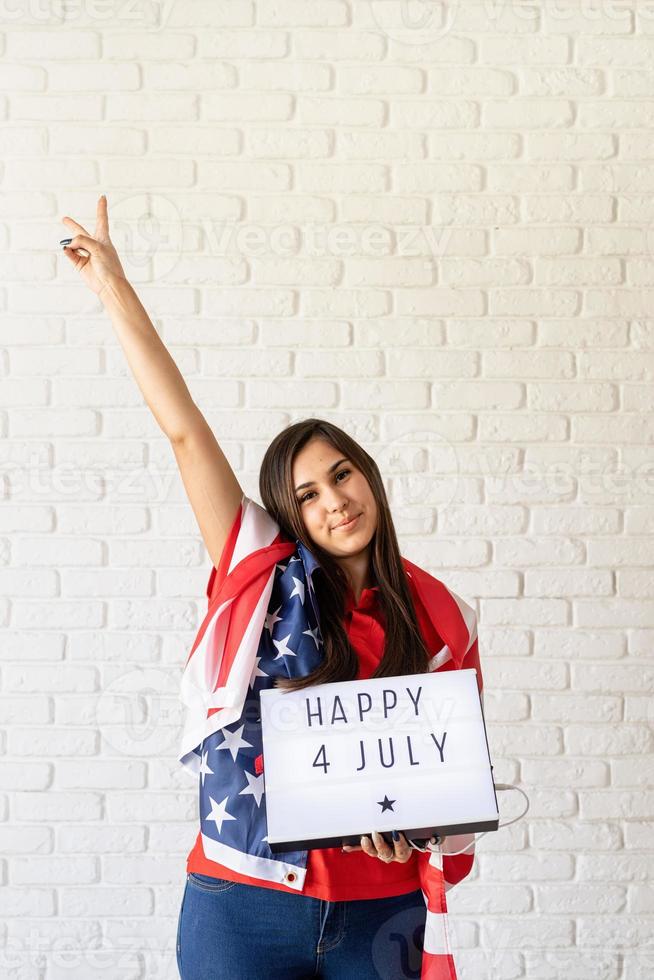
[{"left": 304, "top": 685, "right": 424, "bottom": 727}]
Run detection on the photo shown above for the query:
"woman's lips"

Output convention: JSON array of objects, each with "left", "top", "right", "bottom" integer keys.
[{"left": 334, "top": 513, "right": 361, "bottom": 531}]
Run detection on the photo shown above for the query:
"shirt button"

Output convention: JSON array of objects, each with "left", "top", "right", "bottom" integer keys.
[{"left": 285, "top": 872, "right": 296, "bottom": 883}]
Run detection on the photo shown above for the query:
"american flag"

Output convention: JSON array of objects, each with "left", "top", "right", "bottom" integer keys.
[{"left": 179, "top": 493, "right": 483, "bottom": 980}]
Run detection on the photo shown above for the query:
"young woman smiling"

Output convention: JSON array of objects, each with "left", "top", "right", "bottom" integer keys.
[{"left": 62, "top": 196, "right": 483, "bottom": 980}]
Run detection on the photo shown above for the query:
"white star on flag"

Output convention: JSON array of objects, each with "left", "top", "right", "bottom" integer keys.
[
  {"left": 198, "top": 750, "right": 214, "bottom": 787},
  {"left": 303, "top": 625, "right": 321, "bottom": 648},
  {"left": 215, "top": 724, "right": 254, "bottom": 762},
  {"left": 288, "top": 576, "right": 305, "bottom": 604},
  {"left": 205, "top": 795, "right": 237, "bottom": 833},
  {"left": 248, "top": 655, "right": 269, "bottom": 689},
  {"left": 239, "top": 769, "right": 265, "bottom": 807},
  {"left": 264, "top": 605, "right": 283, "bottom": 633},
  {"left": 272, "top": 632, "right": 296, "bottom": 660}
]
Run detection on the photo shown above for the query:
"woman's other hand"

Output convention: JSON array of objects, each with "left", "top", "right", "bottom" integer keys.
[
  {"left": 61, "top": 195, "right": 128, "bottom": 300},
  {"left": 343, "top": 832, "right": 446, "bottom": 862},
  {"left": 342, "top": 831, "right": 415, "bottom": 864}
]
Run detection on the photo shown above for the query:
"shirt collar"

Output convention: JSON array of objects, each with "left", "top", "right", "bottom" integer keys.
[{"left": 344, "top": 582, "right": 379, "bottom": 613}]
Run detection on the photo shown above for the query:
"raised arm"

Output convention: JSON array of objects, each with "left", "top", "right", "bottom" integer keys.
[{"left": 61, "top": 195, "right": 244, "bottom": 568}]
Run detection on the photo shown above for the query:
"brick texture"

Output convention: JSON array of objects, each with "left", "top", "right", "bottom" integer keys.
[{"left": 1, "top": 3, "right": 653, "bottom": 977}]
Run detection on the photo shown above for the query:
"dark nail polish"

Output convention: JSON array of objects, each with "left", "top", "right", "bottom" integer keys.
[
  {"left": 392, "top": 830, "right": 400, "bottom": 841},
  {"left": 60, "top": 238, "right": 72, "bottom": 245}
]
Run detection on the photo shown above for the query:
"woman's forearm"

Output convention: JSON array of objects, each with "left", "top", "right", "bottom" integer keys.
[{"left": 100, "top": 273, "right": 200, "bottom": 442}]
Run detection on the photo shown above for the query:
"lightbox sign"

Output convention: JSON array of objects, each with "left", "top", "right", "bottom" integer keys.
[{"left": 260, "top": 667, "right": 499, "bottom": 853}]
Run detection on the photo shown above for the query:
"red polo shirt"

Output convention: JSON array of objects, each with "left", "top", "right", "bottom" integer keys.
[{"left": 186, "top": 560, "right": 439, "bottom": 899}]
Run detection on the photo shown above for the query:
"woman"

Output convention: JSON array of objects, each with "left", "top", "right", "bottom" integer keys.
[{"left": 62, "top": 198, "right": 483, "bottom": 980}]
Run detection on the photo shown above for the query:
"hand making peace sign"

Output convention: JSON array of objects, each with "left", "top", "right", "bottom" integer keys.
[{"left": 61, "top": 195, "right": 128, "bottom": 300}]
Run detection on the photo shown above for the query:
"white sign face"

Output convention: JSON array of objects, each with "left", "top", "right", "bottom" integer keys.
[{"left": 260, "top": 668, "right": 499, "bottom": 851}]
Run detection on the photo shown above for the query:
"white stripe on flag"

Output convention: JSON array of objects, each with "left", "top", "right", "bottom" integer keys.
[
  {"left": 423, "top": 911, "right": 451, "bottom": 956},
  {"left": 179, "top": 596, "right": 235, "bottom": 714},
  {"left": 445, "top": 586, "right": 478, "bottom": 653},
  {"left": 429, "top": 645, "right": 452, "bottom": 671},
  {"left": 229, "top": 494, "right": 280, "bottom": 572}
]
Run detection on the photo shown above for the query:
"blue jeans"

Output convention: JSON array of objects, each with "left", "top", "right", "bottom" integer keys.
[{"left": 176, "top": 872, "right": 426, "bottom": 979}]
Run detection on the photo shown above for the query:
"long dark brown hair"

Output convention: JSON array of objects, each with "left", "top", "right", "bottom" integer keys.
[{"left": 259, "top": 418, "right": 431, "bottom": 692}]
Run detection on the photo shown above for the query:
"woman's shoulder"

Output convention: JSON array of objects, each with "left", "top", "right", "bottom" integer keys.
[{"left": 205, "top": 493, "right": 297, "bottom": 605}]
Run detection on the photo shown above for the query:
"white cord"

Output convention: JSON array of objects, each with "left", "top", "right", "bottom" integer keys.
[{"left": 410, "top": 783, "right": 530, "bottom": 856}]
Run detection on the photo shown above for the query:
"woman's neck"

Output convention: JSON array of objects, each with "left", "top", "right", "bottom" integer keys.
[{"left": 339, "top": 553, "right": 376, "bottom": 604}]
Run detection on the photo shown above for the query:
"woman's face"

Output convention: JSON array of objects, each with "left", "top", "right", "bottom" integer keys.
[{"left": 292, "top": 438, "right": 378, "bottom": 558}]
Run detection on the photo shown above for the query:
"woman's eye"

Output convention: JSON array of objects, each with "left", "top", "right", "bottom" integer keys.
[{"left": 299, "top": 469, "right": 350, "bottom": 504}]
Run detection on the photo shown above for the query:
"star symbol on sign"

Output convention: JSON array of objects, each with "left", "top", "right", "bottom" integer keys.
[
  {"left": 239, "top": 769, "right": 265, "bottom": 807},
  {"left": 198, "top": 750, "right": 214, "bottom": 787},
  {"left": 215, "top": 724, "right": 254, "bottom": 762},
  {"left": 272, "top": 632, "right": 296, "bottom": 660},
  {"left": 288, "top": 576, "right": 305, "bottom": 604},
  {"left": 205, "top": 795, "right": 237, "bottom": 834},
  {"left": 377, "top": 795, "right": 396, "bottom": 813},
  {"left": 264, "top": 605, "right": 283, "bottom": 633}
]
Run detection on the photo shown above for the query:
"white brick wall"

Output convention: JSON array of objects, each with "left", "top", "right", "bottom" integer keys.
[{"left": 2, "top": 2, "right": 654, "bottom": 977}]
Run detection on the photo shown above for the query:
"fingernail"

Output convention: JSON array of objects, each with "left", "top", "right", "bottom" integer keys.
[
  {"left": 60, "top": 239, "right": 72, "bottom": 245},
  {"left": 392, "top": 830, "right": 400, "bottom": 841}
]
